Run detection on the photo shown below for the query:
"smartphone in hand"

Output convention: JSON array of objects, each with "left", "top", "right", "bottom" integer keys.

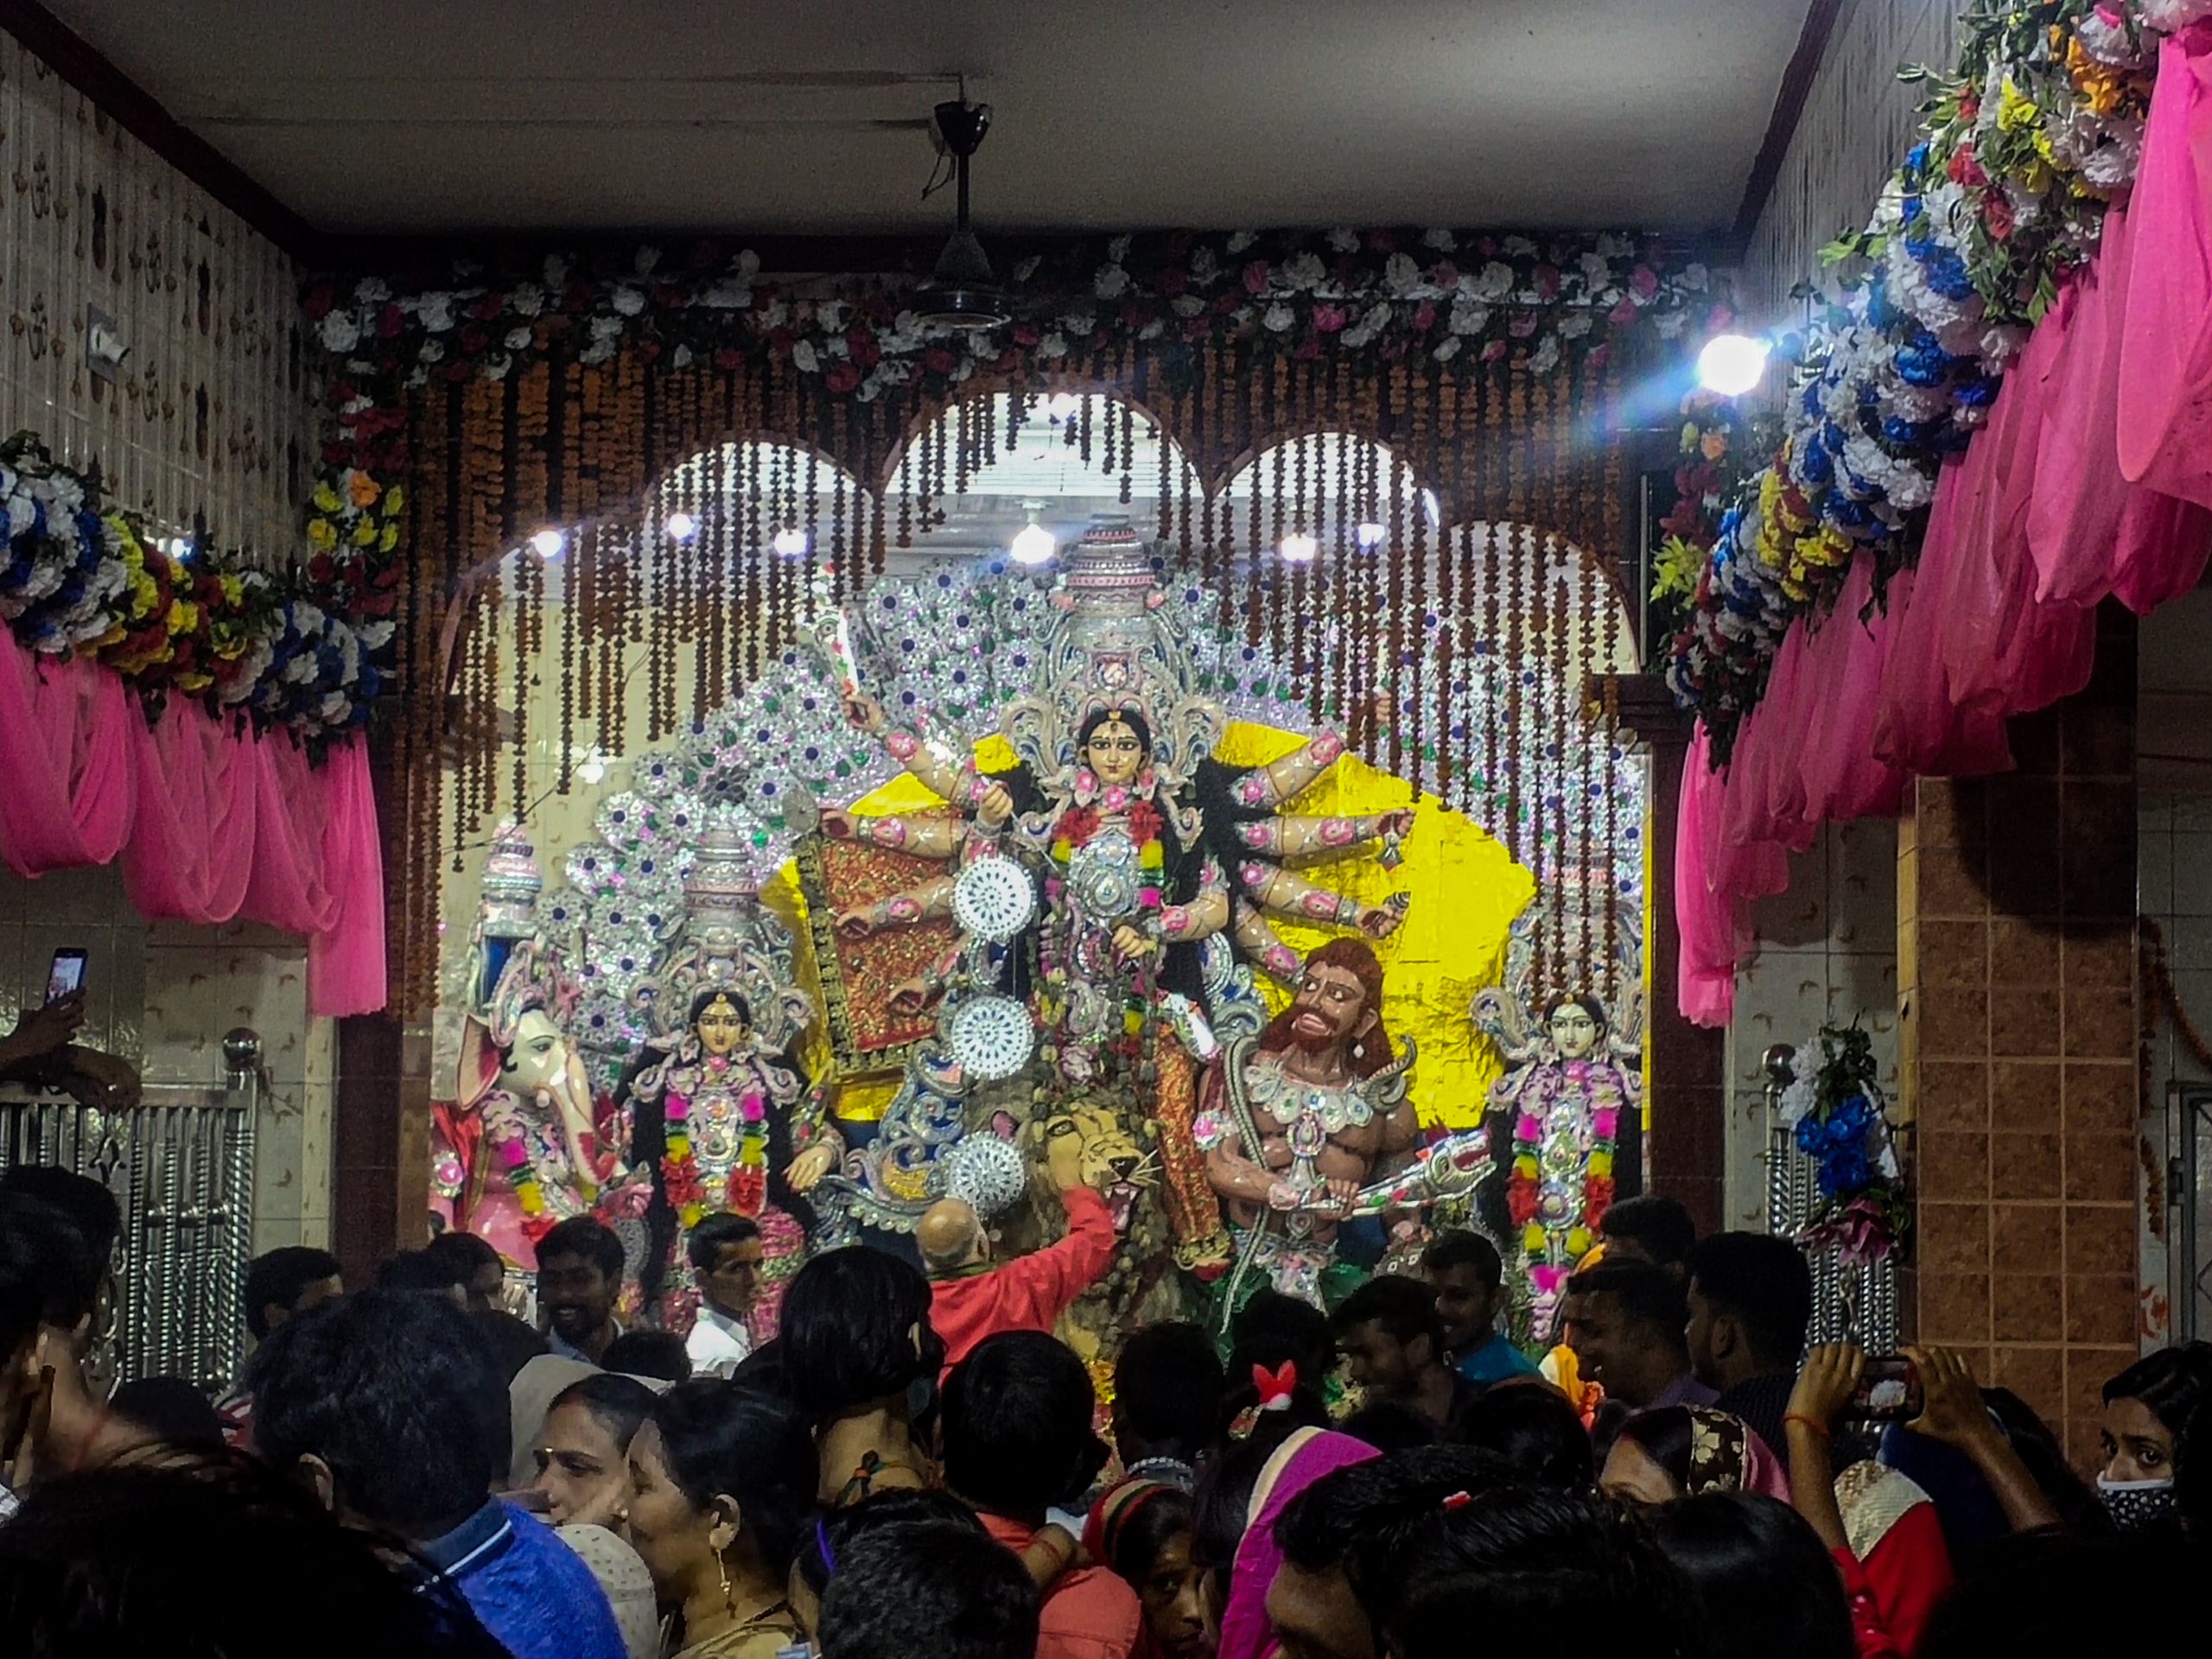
[
  {"left": 1847, "top": 1355, "right": 1923, "bottom": 1421},
  {"left": 44, "top": 949, "right": 86, "bottom": 1006}
]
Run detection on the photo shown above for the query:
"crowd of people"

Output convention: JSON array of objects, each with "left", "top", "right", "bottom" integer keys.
[{"left": 2, "top": 1166, "right": 2209, "bottom": 1659}]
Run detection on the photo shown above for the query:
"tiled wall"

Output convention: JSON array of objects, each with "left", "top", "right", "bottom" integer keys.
[
  {"left": 0, "top": 33, "right": 315, "bottom": 555},
  {"left": 0, "top": 29, "right": 332, "bottom": 1255},
  {"left": 0, "top": 859, "right": 333, "bottom": 1255},
  {"left": 1901, "top": 612, "right": 2140, "bottom": 1469},
  {"left": 1724, "top": 820, "right": 1901, "bottom": 1232}
]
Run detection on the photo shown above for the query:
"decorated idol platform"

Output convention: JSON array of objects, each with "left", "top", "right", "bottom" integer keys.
[{"left": 429, "top": 506, "right": 1643, "bottom": 1363}]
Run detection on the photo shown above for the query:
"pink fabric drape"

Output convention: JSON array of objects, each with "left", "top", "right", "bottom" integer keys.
[
  {"left": 1217, "top": 1429, "right": 1379, "bottom": 1659},
  {"left": 0, "top": 630, "right": 385, "bottom": 1016},
  {"left": 1675, "top": 23, "right": 2212, "bottom": 1024}
]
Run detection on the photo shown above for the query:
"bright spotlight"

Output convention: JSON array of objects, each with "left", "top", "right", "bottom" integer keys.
[
  {"left": 529, "top": 528, "right": 566, "bottom": 560},
  {"left": 772, "top": 527, "right": 810, "bottom": 558},
  {"left": 1045, "top": 392, "right": 1082, "bottom": 420},
  {"left": 1696, "top": 334, "right": 1770, "bottom": 397},
  {"left": 665, "top": 511, "right": 698, "bottom": 543},
  {"left": 1355, "top": 521, "right": 1388, "bottom": 549},
  {"left": 1011, "top": 520, "right": 1057, "bottom": 565},
  {"left": 1279, "top": 531, "right": 1319, "bottom": 563}
]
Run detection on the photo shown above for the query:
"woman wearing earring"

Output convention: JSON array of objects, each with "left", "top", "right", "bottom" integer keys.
[{"left": 619, "top": 1381, "right": 818, "bottom": 1659}]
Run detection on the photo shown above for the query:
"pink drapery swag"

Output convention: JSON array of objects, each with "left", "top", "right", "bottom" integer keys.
[
  {"left": 1676, "top": 24, "right": 2212, "bottom": 1026},
  {"left": 0, "top": 629, "right": 386, "bottom": 1017}
]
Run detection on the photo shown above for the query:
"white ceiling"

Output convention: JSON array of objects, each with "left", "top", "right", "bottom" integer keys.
[{"left": 46, "top": 0, "right": 1807, "bottom": 238}]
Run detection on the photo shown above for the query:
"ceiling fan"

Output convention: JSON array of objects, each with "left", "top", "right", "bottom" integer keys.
[{"left": 911, "top": 95, "right": 1013, "bottom": 332}]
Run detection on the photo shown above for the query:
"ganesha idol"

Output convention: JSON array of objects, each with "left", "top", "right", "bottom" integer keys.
[{"left": 434, "top": 937, "right": 622, "bottom": 1268}]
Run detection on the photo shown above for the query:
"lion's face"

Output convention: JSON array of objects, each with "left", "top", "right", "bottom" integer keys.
[{"left": 1037, "top": 1103, "right": 1155, "bottom": 1235}]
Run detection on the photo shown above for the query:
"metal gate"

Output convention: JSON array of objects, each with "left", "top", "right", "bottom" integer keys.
[
  {"left": 1764, "top": 1044, "right": 1900, "bottom": 1352},
  {"left": 2168, "top": 1083, "right": 2212, "bottom": 1344},
  {"left": 0, "top": 1034, "right": 259, "bottom": 1395}
]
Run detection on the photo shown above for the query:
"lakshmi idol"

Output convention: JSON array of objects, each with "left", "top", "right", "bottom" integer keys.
[{"left": 617, "top": 985, "right": 812, "bottom": 1338}]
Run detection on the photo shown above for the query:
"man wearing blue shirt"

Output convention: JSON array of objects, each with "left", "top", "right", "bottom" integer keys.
[
  {"left": 1422, "top": 1230, "right": 1540, "bottom": 1390},
  {"left": 251, "top": 1287, "right": 626, "bottom": 1659}
]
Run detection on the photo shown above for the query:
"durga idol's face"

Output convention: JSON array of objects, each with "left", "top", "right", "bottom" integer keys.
[
  {"left": 1084, "top": 717, "right": 1147, "bottom": 786},
  {"left": 696, "top": 999, "right": 750, "bottom": 1057}
]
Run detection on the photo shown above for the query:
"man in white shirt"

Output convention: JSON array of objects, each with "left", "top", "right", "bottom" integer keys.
[{"left": 683, "top": 1213, "right": 762, "bottom": 1379}]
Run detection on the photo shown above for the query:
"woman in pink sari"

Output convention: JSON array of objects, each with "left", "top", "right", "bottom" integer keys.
[{"left": 1209, "top": 1428, "right": 1379, "bottom": 1659}]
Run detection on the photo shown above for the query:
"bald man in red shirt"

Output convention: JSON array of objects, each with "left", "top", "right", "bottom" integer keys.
[{"left": 920, "top": 1133, "right": 1119, "bottom": 1373}]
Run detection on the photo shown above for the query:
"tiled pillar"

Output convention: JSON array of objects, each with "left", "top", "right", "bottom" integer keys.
[
  {"left": 1902, "top": 612, "right": 2140, "bottom": 1467},
  {"left": 331, "top": 1014, "right": 434, "bottom": 1287},
  {"left": 1606, "top": 674, "right": 1727, "bottom": 1233}
]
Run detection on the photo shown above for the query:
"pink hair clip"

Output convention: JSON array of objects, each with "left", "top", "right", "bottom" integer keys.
[{"left": 1440, "top": 1491, "right": 1472, "bottom": 1512}]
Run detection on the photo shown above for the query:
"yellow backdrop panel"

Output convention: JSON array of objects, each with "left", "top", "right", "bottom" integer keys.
[{"left": 766, "top": 726, "right": 1532, "bottom": 1129}]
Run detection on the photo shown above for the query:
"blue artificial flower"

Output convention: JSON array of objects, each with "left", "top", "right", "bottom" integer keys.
[
  {"left": 1881, "top": 416, "right": 1932, "bottom": 448},
  {"left": 1795, "top": 1115, "right": 1824, "bottom": 1158},
  {"left": 1817, "top": 1150, "right": 1872, "bottom": 1198},
  {"left": 1798, "top": 432, "right": 1835, "bottom": 487}
]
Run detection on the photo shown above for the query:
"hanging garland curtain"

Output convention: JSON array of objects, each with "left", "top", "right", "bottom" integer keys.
[{"left": 337, "top": 230, "right": 1716, "bottom": 1012}]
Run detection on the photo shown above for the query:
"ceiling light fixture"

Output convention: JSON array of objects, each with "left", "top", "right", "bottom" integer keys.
[
  {"left": 1280, "top": 531, "right": 1318, "bottom": 563},
  {"left": 530, "top": 528, "right": 566, "bottom": 560},
  {"left": 1696, "top": 333, "right": 1771, "bottom": 397},
  {"left": 912, "top": 94, "right": 1012, "bottom": 332},
  {"left": 1010, "top": 502, "right": 1056, "bottom": 565},
  {"left": 665, "top": 511, "right": 698, "bottom": 543},
  {"left": 772, "top": 526, "right": 810, "bottom": 558},
  {"left": 1355, "top": 521, "right": 1388, "bottom": 549}
]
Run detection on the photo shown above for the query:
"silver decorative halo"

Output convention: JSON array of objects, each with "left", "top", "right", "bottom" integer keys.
[
  {"left": 938, "top": 1134, "right": 1030, "bottom": 1219},
  {"left": 951, "top": 855, "right": 1038, "bottom": 944},
  {"left": 944, "top": 993, "right": 1035, "bottom": 1082}
]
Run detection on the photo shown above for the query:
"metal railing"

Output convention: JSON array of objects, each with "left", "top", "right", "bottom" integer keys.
[
  {"left": 0, "top": 1030, "right": 260, "bottom": 1395},
  {"left": 1764, "top": 1043, "right": 1900, "bottom": 1353}
]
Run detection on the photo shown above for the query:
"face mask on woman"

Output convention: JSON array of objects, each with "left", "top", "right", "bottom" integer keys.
[{"left": 2096, "top": 1472, "right": 2178, "bottom": 1530}]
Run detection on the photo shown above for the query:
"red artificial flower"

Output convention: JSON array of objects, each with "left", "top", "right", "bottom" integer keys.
[
  {"left": 1011, "top": 322, "right": 1042, "bottom": 347},
  {"left": 660, "top": 1154, "right": 704, "bottom": 1210},
  {"left": 1241, "top": 259, "right": 1272, "bottom": 296},
  {"left": 376, "top": 303, "right": 404, "bottom": 339},
  {"left": 1055, "top": 804, "right": 1101, "bottom": 848},
  {"left": 459, "top": 325, "right": 490, "bottom": 355},
  {"left": 1507, "top": 1172, "right": 1540, "bottom": 1227},
  {"left": 714, "top": 346, "right": 744, "bottom": 371},
  {"left": 1363, "top": 229, "right": 1395, "bottom": 252},
  {"left": 923, "top": 346, "right": 957, "bottom": 374},
  {"left": 1983, "top": 193, "right": 2016, "bottom": 242},
  {"left": 728, "top": 1166, "right": 767, "bottom": 1218},
  {"left": 845, "top": 326, "right": 881, "bottom": 368},
  {"left": 1293, "top": 336, "right": 1320, "bottom": 360},
  {"left": 302, "top": 284, "right": 336, "bottom": 321},
  {"left": 1313, "top": 303, "right": 1349, "bottom": 334},
  {"left": 1584, "top": 1174, "right": 1617, "bottom": 1233},
  {"left": 1156, "top": 267, "right": 1188, "bottom": 298},
  {"left": 823, "top": 361, "right": 861, "bottom": 395},
  {"left": 1534, "top": 264, "right": 1562, "bottom": 300},
  {"left": 1430, "top": 261, "right": 1459, "bottom": 291},
  {"left": 1412, "top": 300, "right": 1438, "bottom": 333},
  {"left": 637, "top": 338, "right": 663, "bottom": 363},
  {"left": 1948, "top": 144, "right": 1987, "bottom": 188},
  {"left": 1126, "top": 799, "right": 1164, "bottom": 846},
  {"left": 520, "top": 1213, "right": 556, "bottom": 1248},
  {"left": 469, "top": 290, "right": 507, "bottom": 321}
]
